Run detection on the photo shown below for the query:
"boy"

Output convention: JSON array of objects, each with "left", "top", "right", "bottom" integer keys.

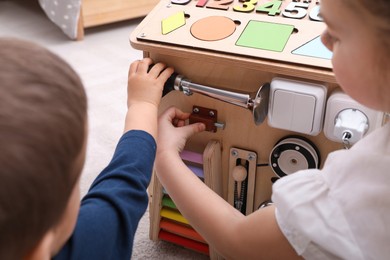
[{"left": 0, "top": 38, "right": 173, "bottom": 259}]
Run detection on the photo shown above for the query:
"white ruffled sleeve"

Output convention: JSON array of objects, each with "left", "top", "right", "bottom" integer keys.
[{"left": 272, "top": 169, "right": 364, "bottom": 259}]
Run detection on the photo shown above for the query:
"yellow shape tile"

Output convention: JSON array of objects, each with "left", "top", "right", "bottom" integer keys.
[{"left": 162, "top": 11, "right": 186, "bottom": 35}]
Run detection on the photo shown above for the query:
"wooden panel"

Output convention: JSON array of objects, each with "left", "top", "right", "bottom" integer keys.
[
  {"left": 148, "top": 53, "right": 342, "bottom": 207},
  {"left": 148, "top": 172, "right": 163, "bottom": 241},
  {"left": 203, "top": 141, "right": 223, "bottom": 197}
]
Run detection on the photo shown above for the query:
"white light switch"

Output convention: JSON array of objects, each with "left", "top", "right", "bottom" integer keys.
[{"left": 268, "top": 78, "right": 327, "bottom": 135}]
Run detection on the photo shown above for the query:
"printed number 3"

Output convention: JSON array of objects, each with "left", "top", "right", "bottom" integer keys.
[{"left": 234, "top": 0, "right": 258, "bottom": 13}]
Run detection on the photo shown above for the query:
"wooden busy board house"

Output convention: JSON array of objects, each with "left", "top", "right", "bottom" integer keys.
[{"left": 130, "top": 0, "right": 385, "bottom": 258}]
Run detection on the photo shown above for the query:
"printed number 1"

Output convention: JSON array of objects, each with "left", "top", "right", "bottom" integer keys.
[
  {"left": 256, "top": 0, "right": 282, "bottom": 16},
  {"left": 196, "top": 0, "right": 209, "bottom": 7},
  {"left": 171, "top": 0, "right": 191, "bottom": 4},
  {"left": 234, "top": 0, "right": 258, "bottom": 13}
]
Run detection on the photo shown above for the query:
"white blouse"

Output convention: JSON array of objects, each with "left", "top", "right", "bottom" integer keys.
[{"left": 272, "top": 123, "right": 390, "bottom": 259}]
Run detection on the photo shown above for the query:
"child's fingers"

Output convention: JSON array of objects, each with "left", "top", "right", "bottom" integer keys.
[
  {"left": 181, "top": 123, "right": 206, "bottom": 139},
  {"left": 157, "top": 66, "right": 174, "bottom": 82},
  {"left": 162, "top": 107, "right": 205, "bottom": 136},
  {"left": 128, "top": 58, "right": 153, "bottom": 76},
  {"left": 137, "top": 58, "right": 153, "bottom": 73},
  {"left": 148, "top": 62, "right": 167, "bottom": 77},
  {"left": 128, "top": 60, "right": 140, "bottom": 76},
  {"left": 161, "top": 107, "right": 190, "bottom": 124},
  {"left": 176, "top": 119, "right": 187, "bottom": 127},
  {"left": 172, "top": 107, "right": 191, "bottom": 121}
]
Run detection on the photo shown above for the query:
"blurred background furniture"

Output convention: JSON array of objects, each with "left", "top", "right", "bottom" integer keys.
[
  {"left": 39, "top": 0, "right": 159, "bottom": 40},
  {"left": 78, "top": 0, "right": 160, "bottom": 39}
]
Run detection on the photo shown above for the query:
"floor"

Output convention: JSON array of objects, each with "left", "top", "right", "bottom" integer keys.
[{"left": 0, "top": 1, "right": 208, "bottom": 259}]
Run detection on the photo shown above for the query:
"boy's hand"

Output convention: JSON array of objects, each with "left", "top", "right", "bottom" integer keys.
[
  {"left": 127, "top": 58, "right": 174, "bottom": 108},
  {"left": 157, "top": 107, "right": 205, "bottom": 156},
  {"left": 124, "top": 58, "right": 173, "bottom": 137}
]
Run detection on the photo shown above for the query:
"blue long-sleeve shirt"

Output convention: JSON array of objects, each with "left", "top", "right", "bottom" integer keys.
[{"left": 54, "top": 130, "right": 156, "bottom": 259}]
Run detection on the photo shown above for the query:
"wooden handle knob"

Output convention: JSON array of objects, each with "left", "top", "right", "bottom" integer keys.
[{"left": 232, "top": 165, "right": 247, "bottom": 182}]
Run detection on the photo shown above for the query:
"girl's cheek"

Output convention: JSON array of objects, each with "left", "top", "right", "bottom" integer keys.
[{"left": 321, "top": 31, "right": 334, "bottom": 52}]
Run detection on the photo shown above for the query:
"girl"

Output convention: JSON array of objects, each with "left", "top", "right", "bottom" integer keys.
[{"left": 155, "top": 0, "right": 390, "bottom": 259}]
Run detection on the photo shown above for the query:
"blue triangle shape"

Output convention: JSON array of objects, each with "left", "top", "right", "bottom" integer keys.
[{"left": 292, "top": 35, "right": 333, "bottom": 60}]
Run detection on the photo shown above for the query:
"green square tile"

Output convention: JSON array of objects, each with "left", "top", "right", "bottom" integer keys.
[{"left": 236, "top": 20, "right": 294, "bottom": 52}]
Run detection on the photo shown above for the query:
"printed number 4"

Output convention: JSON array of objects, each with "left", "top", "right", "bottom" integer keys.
[{"left": 256, "top": 0, "right": 282, "bottom": 16}]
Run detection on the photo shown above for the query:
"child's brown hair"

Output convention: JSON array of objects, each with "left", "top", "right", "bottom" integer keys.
[
  {"left": 344, "top": 0, "right": 390, "bottom": 83},
  {"left": 0, "top": 38, "right": 87, "bottom": 259},
  {"left": 350, "top": 0, "right": 390, "bottom": 52}
]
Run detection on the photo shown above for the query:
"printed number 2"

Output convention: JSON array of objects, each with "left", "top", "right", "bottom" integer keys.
[
  {"left": 234, "top": 0, "right": 258, "bottom": 13},
  {"left": 207, "top": 0, "right": 234, "bottom": 10},
  {"left": 256, "top": 0, "right": 282, "bottom": 16},
  {"left": 282, "top": 2, "right": 309, "bottom": 19}
]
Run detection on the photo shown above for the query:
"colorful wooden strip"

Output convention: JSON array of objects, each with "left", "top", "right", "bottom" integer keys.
[
  {"left": 160, "top": 208, "right": 189, "bottom": 225},
  {"left": 159, "top": 230, "right": 209, "bottom": 255},
  {"left": 160, "top": 219, "right": 206, "bottom": 243},
  {"left": 188, "top": 165, "right": 204, "bottom": 178},
  {"left": 162, "top": 195, "right": 177, "bottom": 209},
  {"left": 180, "top": 150, "right": 203, "bottom": 164}
]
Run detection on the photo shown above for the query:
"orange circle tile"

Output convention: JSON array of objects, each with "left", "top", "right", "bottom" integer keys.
[{"left": 191, "top": 16, "right": 236, "bottom": 41}]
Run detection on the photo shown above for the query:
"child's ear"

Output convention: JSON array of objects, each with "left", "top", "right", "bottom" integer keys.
[{"left": 23, "top": 231, "right": 55, "bottom": 260}]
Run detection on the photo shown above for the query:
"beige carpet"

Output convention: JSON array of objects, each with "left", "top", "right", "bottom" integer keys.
[{"left": 0, "top": 1, "right": 208, "bottom": 259}]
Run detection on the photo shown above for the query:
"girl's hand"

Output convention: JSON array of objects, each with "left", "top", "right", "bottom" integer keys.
[{"left": 157, "top": 107, "right": 205, "bottom": 156}]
